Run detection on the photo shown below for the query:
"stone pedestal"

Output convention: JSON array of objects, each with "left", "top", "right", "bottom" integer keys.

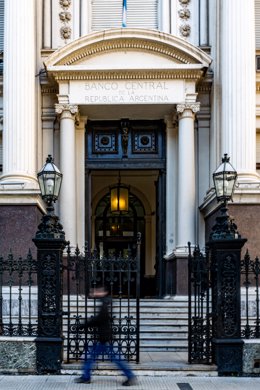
[
  {"left": 243, "top": 340, "right": 260, "bottom": 375},
  {"left": 0, "top": 337, "right": 36, "bottom": 374}
]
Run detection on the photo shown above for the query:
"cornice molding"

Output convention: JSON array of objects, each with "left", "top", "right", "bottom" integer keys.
[
  {"left": 51, "top": 69, "right": 205, "bottom": 81},
  {"left": 44, "top": 28, "right": 212, "bottom": 69}
]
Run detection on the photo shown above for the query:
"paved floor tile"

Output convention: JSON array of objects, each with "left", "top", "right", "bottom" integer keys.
[{"left": 1, "top": 375, "right": 260, "bottom": 390}]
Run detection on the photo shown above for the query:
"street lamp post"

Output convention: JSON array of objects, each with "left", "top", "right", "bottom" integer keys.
[
  {"left": 208, "top": 154, "right": 247, "bottom": 375},
  {"left": 33, "top": 155, "right": 67, "bottom": 374}
]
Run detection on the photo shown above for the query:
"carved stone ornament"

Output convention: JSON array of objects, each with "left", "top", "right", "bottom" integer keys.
[
  {"left": 180, "top": 24, "right": 191, "bottom": 37},
  {"left": 55, "top": 103, "right": 78, "bottom": 115},
  {"left": 177, "top": 102, "right": 200, "bottom": 114},
  {"left": 60, "top": 26, "right": 71, "bottom": 40},
  {"left": 60, "top": 0, "right": 71, "bottom": 9},
  {"left": 178, "top": 9, "right": 191, "bottom": 19},
  {"left": 59, "top": 12, "right": 71, "bottom": 22}
]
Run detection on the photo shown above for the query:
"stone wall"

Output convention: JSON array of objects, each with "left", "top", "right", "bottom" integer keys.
[{"left": 0, "top": 337, "right": 36, "bottom": 373}]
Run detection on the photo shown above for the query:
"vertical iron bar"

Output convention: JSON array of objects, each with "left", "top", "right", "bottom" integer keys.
[
  {"left": 66, "top": 244, "right": 71, "bottom": 363},
  {"left": 188, "top": 242, "right": 192, "bottom": 363},
  {"left": 17, "top": 256, "right": 23, "bottom": 335},
  {"left": 0, "top": 256, "right": 3, "bottom": 335},
  {"left": 136, "top": 232, "right": 141, "bottom": 363},
  {"left": 255, "top": 257, "right": 260, "bottom": 338}
]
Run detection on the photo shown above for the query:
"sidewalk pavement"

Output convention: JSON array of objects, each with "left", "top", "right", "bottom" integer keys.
[{"left": 1, "top": 374, "right": 260, "bottom": 390}]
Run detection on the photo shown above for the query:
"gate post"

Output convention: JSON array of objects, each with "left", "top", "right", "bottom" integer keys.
[
  {"left": 208, "top": 205, "right": 246, "bottom": 375},
  {"left": 33, "top": 155, "right": 66, "bottom": 374},
  {"left": 33, "top": 210, "right": 66, "bottom": 374}
]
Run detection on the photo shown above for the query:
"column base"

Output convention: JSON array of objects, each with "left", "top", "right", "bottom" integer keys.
[
  {"left": 163, "top": 251, "right": 189, "bottom": 295},
  {"left": 213, "top": 338, "right": 243, "bottom": 375},
  {"left": 0, "top": 173, "right": 39, "bottom": 191},
  {"left": 0, "top": 202, "right": 43, "bottom": 257},
  {"left": 36, "top": 337, "right": 64, "bottom": 374}
]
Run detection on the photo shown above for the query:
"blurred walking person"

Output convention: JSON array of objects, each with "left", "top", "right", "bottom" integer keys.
[{"left": 74, "top": 286, "right": 137, "bottom": 386}]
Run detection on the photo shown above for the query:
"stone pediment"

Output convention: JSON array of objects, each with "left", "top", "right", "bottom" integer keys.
[{"left": 44, "top": 28, "right": 212, "bottom": 81}]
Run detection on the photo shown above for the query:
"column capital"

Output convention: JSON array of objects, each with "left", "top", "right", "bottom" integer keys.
[
  {"left": 55, "top": 103, "right": 78, "bottom": 116},
  {"left": 164, "top": 113, "right": 178, "bottom": 131},
  {"left": 177, "top": 102, "right": 200, "bottom": 114}
]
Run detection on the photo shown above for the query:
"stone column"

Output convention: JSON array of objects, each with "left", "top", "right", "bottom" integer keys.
[
  {"left": 176, "top": 102, "right": 200, "bottom": 251},
  {"left": 43, "top": 0, "right": 52, "bottom": 48},
  {"left": 42, "top": 112, "right": 55, "bottom": 160},
  {"left": 76, "top": 116, "right": 87, "bottom": 251},
  {"left": 160, "top": 0, "right": 170, "bottom": 33},
  {"left": 220, "top": 0, "right": 257, "bottom": 181},
  {"left": 1, "top": 0, "right": 37, "bottom": 188},
  {"left": 165, "top": 115, "right": 178, "bottom": 254},
  {"left": 199, "top": 0, "right": 209, "bottom": 46},
  {"left": 55, "top": 103, "right": 78, "bottom": 248}
]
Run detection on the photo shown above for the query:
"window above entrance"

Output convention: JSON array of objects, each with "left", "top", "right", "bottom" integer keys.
[
  {"left": 86, "top": 120, "right": 165, "bottom": 169},
  {"left": 91, "top": 0, "right": 159, "bottom": 31}
]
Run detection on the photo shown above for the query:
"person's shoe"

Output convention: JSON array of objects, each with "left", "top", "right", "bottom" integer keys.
[
  {"left": 122, "top": 376, "right": 137, "bottom": 386},
  {"left": 74, "top": 377, "right": 91, "bottom": 384}
]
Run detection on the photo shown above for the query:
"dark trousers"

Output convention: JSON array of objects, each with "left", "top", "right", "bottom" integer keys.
[{"left": 82, "top": 342, "right": 135, "bottom": 381}]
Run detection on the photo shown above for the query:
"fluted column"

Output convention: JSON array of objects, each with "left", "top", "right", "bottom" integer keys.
[
  {"left": 160, "top": 0, "right": 170, "bottom": 33},
  {"left": 43, "top": 0, "right": 52, "bottom": 48},
  {"left": 165, "top": 115, "right": 178, "bottom": 255},
  {"left": 76, "top": 116, "right": 87, "bottom": 251},
  {"left": 55, "top": 103, "right": 78, "bottom": 248},
  {"left": 199, "top": 0, "right": 209, "bottom": 46},
  {"left": 220, "top": 0, "right": 257, "bottom": 181},
  {"left": 176, "top": 103, "right": 200, "bottom": 251},
  {"left": 1, "top": 0, "right": 37, "bottom": 187}
]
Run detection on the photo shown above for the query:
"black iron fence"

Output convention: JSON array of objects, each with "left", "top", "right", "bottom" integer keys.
[
  {"left": 188, "top": 245, "right": 260, "bottom": 365},
  {"left": 241, "top": 250, "right": 260, "bottom": 339},
  {"left": 0, "top": 250, "right": 38, "bottom": 336},
  {"left": 188, "top": 244, "right": 212, "bottom": 364},
  {"left": 63, "top": 236, "right": 141, "bottom": 364}
]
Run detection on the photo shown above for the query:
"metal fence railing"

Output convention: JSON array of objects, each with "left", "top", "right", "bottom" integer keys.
[{"left": 0, "top": 251, "right": 38, "bottom": 336}]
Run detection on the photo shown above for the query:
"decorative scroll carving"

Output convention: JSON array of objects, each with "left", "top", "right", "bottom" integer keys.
[
  {"left": 55, "top": 103, "right": 78, "bottom": 116},
  {"left": 177, "top": 102, "right": 200, "bottom": 114}
]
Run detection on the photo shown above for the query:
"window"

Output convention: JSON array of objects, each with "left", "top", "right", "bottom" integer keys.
[{"left": 91, "top": 0, "right": 158, "bottom": 31}]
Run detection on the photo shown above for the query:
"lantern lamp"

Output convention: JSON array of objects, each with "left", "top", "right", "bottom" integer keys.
[
  {"left": 110, "top": 173, "right": 129, "bottom": 214},
  {"left": 213, "top": 154, "right": 237, "bottom": 204},
  {"left": 37, "top": 155, "right": 63, "bottom": 207}
]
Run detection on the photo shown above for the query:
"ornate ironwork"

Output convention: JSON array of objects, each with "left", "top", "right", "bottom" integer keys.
[
  {"left": 62, "top": 234, "right": 141, "bottom": 364},
  {"left": 33, "top": 207, "right": 67, "bottom": 374},
  {"left": 209, "top": 204, "right": 240, "bottom": 241},
  {"left": 241, "top": 251, "right": 260, "bottom": 339},
  {"left": 0, "top": 250, "right": 38, "bottom": 337},
  {"left": 188, "top": 243, "right": 212, "bottom": 364},
  {"left": 93, "top": 130, "right": 117, "bottom": 153}
]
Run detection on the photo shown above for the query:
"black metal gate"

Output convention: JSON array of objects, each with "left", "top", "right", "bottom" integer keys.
[
  {"left": 188, "top": 243, "right": 212, "bottom": 364},
  {"left": 62, "top": 233, "right": 141, "bottom": 364}
]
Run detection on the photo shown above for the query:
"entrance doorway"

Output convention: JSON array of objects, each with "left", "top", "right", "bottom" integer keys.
[
  {"left": 85, "top": 119, "right": 166, "bottom": 297},
  {"left": 94, "top": 191, "right": 148, "bottom": 296}
]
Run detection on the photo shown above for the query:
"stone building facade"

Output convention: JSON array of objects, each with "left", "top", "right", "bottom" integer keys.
[{"left": 0, "top": 0, "right": 260, "bottom": 296}]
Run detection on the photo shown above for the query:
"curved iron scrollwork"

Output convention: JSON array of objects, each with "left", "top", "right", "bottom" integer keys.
[
  {"left": 63, "top": 236, "right": 141, "bottom": 364},
  {"left": 0, "top": 250, "right": 38, "bottom": 337},
  {"left": 188, "top": 244, "right": 212, "bottom": 364}
]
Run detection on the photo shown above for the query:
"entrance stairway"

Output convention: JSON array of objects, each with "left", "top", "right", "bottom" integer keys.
[
  {"left": 140, "top": 296, "right": 188, "bottom": 352},
  {"left": 61, "top": 296, "right": 218, "bottom": 375}
]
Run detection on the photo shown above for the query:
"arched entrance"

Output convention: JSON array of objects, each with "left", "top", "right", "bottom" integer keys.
[
  {"left": 44, "top": 28, "right": 211, "bottom": 296},
  {"left": 94, "top": 191, "right": 149, "bottom": 296}
]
